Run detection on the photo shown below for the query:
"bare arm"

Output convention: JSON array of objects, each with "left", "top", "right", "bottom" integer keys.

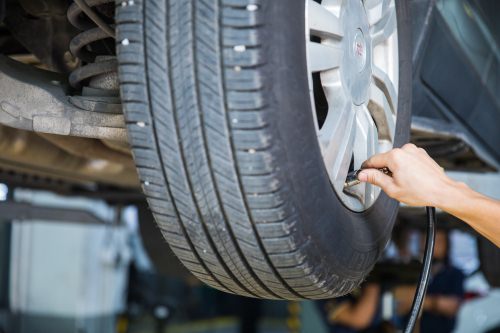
[
  {"left": 358, "top": 144, "right": 500, "bottom": 247},
  {"left": 423, "top": 295, "right": 461, "bottom": 317},
  {"left": 329, "top": 284, "right": 380, "bottom": 330},
  {"left": 438, "top": 184, "right": 500, "bottom": 247},
  {"left": 394, "top": 286, "right": 461, "bottom": 317}
]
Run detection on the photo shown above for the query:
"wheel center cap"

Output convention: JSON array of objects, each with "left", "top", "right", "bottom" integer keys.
[
  {"left": 341, "top": 0, "right": 372, "bottom": 106},
  {"left": 353, "top": 29, "right": 367, "bottom": 72}
]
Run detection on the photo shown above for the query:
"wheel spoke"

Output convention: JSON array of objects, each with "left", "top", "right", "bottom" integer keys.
[
  {"left": 363, "top": 106, "right": 381, "bottom": 205},
  {"left": 308, "top": 42, "right": 343, "bottom": 73},
  {"left": 369, "top": 1, "right": 396, "bottom": 45},
  {"left": 372, "top": 65, "right": 397, "bottom": 114},
  {"left": 332, "top": 119, "right": 356, "bottom": 191},
  {"left": 319, "top": 80, "right": 349, "bottom": 146},
  {"left": 320, "top": 102, "right": 356, "bottom": 189},
  {"left": 364, "top": 0, "right": 384, "bottom": 10},
  {"left": 364, "top": 0, "right": 390, "bottom": 21},
  {"left": 364, "top": 106, "right": 380, "bottom": 162},
  {"left": 308, "top": 0, "right": 343, "bottom": 39},
  {"left": 344, "top": 106, "right": 379, "bottom": 205},
  {"left": 368, "top": 84, "right": 396, "bottom": 142}
]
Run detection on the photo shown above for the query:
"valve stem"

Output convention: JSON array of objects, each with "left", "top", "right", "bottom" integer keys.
[{"left": 344, "top": 168, "right": 392, "bottom": 188}]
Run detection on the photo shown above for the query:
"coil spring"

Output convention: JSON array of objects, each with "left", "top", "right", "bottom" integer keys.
[{"left": 67, "top": 0, "right": 117, "bottom": 89}]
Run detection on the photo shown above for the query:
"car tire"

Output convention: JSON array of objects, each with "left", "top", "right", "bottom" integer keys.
[
  {"left": 478, "top": 237, "right": 500, "bottom": 288},
  {"left": 137, "top": 202, "right": 191, "bottom": 278},
  {"left": 116, "top": 0, "right": 411, "bottom": 299}
]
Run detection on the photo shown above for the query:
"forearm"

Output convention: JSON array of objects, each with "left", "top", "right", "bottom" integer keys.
[
  {"left": 333, "top": 286, "right": 379, "bottom": 329},
  {"left": 351, "top": 286, "right": 379, "bottom": 325},
  {"left": 436, "top": 182, "right": 500, "bottom": 247},
  {"left": 424, "top": 295, "right": 461, "bottom": 317}
]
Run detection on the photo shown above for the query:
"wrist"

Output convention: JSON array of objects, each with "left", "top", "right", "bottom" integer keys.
[{"left": 433, "top": 179, "right": 470, "bottom": 212}]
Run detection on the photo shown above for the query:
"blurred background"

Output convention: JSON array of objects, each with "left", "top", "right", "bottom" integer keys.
[
  {"left": 0, "top": 0, "right": 499, "bottom": 332},
  {"left": 0, "top": 182, "right": 499, "bottom": 333}
]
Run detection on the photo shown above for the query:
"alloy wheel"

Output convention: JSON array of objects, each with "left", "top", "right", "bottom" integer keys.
[{"left": 306, "top": 0, "right": 399, "bottom": 211}]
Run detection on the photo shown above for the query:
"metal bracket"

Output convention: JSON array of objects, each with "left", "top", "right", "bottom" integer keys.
[
  {"left": 447, "top": 171, "right": 500, "bottom": 201},
  {"left": 0, "top": 201, "right": 108, "bottom": 225},
  {"left": 411, "top": 116, "right": 499, "bottom": 171},
  {"left": 0, "top": 56, "right": 127, "bottom": 143}
]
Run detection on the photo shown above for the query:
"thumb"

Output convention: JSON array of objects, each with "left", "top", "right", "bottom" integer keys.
[{"left": 358, "top": 169, "right": 394, "bottom": 190}]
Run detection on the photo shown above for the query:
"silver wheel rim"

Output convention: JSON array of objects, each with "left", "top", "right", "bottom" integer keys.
[{"left": 306, "top": 0, "right": 399, "bottom": 212}]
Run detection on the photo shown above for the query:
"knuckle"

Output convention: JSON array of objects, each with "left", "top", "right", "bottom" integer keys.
[
  {"left": 390, "top": 149, "right": 404, "bottom": 163},
  {"left": 403, "top": 143, "right": 417, "bottom": 151},
  {"left": 390, "top": 148, "right": 401, "bottom": 157},
  {"left": 418, "top": 148, "right": 428, "bottom": 155}
]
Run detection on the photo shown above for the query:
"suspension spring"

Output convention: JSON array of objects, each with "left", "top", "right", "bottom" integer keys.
[{"left": 67, "top": 0, "right": 117, "bottom": 89}]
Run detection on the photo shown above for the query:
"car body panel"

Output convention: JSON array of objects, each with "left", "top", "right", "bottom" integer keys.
[{"left": 411, "top": 0, "right": 500, "bottom": 167}]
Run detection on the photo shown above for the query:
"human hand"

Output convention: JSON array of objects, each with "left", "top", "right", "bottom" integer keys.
[{"left": 357, "top": 144, "right": 463, "bottom": 208}]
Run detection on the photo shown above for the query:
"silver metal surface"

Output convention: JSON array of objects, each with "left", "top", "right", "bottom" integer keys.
[
  {"left": 412, "top": 114, "right": 500, "bottom": 172},
  {"left": 0, "top": 125, "right": 139, "bottom": 188},
  {"left": 0, "top": 56, "right": 127, "bottom": 143},
  {"left": 306, "top": 0, "right": 399, "bottom": 211},
  {"left": 345, "top": 169, "right": 362, "bottom": 188},
  {"left": 447, "top": 171, "right": 500, "bottom": 201}
]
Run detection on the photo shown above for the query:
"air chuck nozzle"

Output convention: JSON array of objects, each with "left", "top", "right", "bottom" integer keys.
[
  {"left": 344, "top": 169, "right": 362, "bottom": 188},
  {"left": 344, "top": 168, "right": 392, "bottom": 189}
]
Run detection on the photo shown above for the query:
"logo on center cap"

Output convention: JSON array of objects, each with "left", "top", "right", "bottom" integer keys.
[
  {"left": 353, "top": 29, "right": 367, "bottom": 72},
  {"left": 355, "top": 42, "right": 364, "bottom": 57}
]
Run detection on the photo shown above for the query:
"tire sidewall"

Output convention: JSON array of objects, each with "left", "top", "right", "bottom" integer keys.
[{"left": 479, "top": 237, "right": 500, "bottom": 288}]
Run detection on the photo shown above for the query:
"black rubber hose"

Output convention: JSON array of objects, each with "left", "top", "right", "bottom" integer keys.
[{"left": 404, "top": 206, "right": 436, "bottom": 333}]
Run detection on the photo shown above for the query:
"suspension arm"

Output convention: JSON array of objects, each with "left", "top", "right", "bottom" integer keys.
[{"left": 0, "top": 56, "right": 127, "bottom": 143}]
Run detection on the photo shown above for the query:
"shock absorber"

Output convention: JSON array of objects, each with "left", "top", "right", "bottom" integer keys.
[{"left": 67, "top": 0, "right": 118, "bottom": 90}]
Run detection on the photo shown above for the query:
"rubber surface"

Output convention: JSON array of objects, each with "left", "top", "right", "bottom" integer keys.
[
  {"left": 137, "top": 202, "right": 191, "bottom": 278},
  {"left": 115, "top": 0, "right": 412, "bottom": 299},
  {"left": 478, "top": 237, "right": 500, "bottom": 288}
]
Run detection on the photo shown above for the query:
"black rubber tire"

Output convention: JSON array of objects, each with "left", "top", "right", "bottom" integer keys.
[
  {"left": 137, "top": 202, "right": 191, "bottom": 278},
  {"left": 478, "top": 237, "right": 500, "bottom": 288},
  {"left": 116, "top": 0, "right": 412, "bottom": 299}
]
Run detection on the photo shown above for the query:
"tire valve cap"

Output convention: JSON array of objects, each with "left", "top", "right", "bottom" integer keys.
[{"left": 344, "top": 168, "right": 392, "bottom": 189}]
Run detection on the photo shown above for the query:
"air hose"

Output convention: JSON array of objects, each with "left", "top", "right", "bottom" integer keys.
[
  {"left": 345, "top": 170, "right": 437, "bottom": 332},
  {"left": 403, "top": 206, "right": 436, "bottom": 333}
]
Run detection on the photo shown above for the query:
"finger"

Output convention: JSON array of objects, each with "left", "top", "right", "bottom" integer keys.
[
  {"left": 361, "top": 151, "right": 392, "bottom": 169},
  {"left": 358, "top": 169, "right": 395, "bottom": 191}
]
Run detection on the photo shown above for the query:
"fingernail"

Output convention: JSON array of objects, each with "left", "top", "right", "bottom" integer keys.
[{"left": 358, "top": 171, "right": 368, "bottom": 182}]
